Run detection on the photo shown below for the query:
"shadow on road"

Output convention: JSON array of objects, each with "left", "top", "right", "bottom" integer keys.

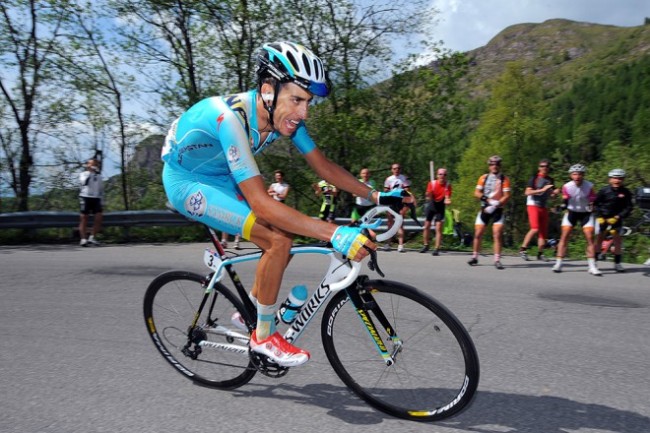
[{"left": 231, "top": 383, "right": 650, "bottom": 432}]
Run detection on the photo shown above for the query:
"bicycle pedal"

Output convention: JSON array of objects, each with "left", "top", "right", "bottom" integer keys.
[{"left": 249, "top": 350, "right": 289, "bottom": 378}]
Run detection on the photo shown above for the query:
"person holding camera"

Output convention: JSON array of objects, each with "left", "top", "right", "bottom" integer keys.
[{"left": 79, "top": 158, "right": 104, "bottom": 246}]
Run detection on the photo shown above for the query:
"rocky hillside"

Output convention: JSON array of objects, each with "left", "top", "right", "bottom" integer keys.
[
  {"left": 462, "top": 18, "right": 650, "bottom": 96},
  {"left": 128, "top": 134, "right": 164, "bottom": 177}
]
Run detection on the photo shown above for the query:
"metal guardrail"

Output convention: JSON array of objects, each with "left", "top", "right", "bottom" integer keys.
[
  {"left": 0, "top": 210, "right": 193, "bottom": 229},
  {"left": 0, "top": 210, "right": 426, "bottom": 231}
]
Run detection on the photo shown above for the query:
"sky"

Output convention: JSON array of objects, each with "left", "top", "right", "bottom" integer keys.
[{"left": 429, "top": 0, "right": 650, "bottom": 52}]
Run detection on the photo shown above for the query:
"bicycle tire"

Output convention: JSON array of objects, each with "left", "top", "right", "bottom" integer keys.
[
  {"left": 143, "top": 271, "right": 256, "bottom": 389},
  {"left": 321, "top": 280, "right": 479, "bottom": 422}
]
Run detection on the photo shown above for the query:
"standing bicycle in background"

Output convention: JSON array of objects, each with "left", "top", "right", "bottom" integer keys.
[
  {"left": 78, "top": 158, "right": 104, "bottom": 247},
  {"left": 552, "top": 164, "right": 600, "bottom": 275},
  {"left": 421, "top": 168, "right": 452, "bottom": 256},
  {"left": 468, "top": 156, "right": 511, "bottom": 269},
  {"left": 594, "top": 169, "right": 634, "bottom": 272},
  {"left": 161, "top": 41, "right": 404, "bottom": 367},
  {"left": 518, "top": 159, "right": 559, "bottom": 261}
]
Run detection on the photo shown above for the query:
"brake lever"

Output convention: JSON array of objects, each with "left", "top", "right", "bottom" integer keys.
[{"left": 364, "top": 245, "right": 384, "bottom": 278}]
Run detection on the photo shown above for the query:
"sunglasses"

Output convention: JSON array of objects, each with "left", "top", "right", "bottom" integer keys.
[
  {"left": 488, "top": 163, "right": 500, "bottom": 166},
  {"left": 539, "top": 165, "right": 549, "bottom": 168}
]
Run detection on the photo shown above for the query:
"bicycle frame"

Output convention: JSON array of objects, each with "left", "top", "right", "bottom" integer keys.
[
  {"left": 196, "top": 205, "right": 402, "bottom": 359},
  {"left": 203, "top": 244, "right": 359, "bottom": 343}
]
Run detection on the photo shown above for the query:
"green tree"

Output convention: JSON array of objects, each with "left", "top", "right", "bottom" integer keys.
[
  {"left": 455, "top": 62, "right": 551, "bottom": 244},
  {"left": 0, "top": 0, "right": 69, "bottom": 211},
  {"left": 54, "top": 1, "right": 140, "bottom": 209}
]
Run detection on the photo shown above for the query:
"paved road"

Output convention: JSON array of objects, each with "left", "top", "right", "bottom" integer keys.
[{"left": 1, "top": 242, "right": 649, "bottom": 433}]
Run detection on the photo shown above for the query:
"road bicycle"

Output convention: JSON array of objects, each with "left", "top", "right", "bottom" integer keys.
[{"left": 143, "top": 206, "right": 480, "bottom": 422}]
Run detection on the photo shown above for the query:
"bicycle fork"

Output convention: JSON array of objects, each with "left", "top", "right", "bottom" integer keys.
[{"left": 347, "top": 279, "right": 403, "bottom": 366}]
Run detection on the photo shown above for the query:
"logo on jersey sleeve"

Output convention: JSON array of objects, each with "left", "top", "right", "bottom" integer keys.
[
  {"left": 227, "top": 145, "right": 241, "bottom": 164},
  {"left": 185, "top": 190, "right": 207, "bottom": 217}
]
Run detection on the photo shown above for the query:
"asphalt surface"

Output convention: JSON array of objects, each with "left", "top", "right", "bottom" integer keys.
[{"left": 1, "top": 242, "right": 649, "bottom": 433}]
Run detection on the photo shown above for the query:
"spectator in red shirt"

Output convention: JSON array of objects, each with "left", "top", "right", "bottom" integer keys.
[{"left": 420, "top": 168, "right": 452, "bottom": 256}]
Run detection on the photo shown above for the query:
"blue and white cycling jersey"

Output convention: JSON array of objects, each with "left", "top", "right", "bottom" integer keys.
[
  {"left": 162, "top": 90, "right": 315, "bottom": 180},
  {"left": 162, "top": 90, "right": 317, "bottom": 238}
]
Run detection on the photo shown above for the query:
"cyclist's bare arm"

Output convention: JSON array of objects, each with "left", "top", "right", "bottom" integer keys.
[{"left": 238, "top": 175, "right": 374, "bottom": 261}]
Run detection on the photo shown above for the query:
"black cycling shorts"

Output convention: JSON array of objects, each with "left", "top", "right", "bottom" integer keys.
[{"left": 80, "top": 197, "right": 103, "bottom": 215}]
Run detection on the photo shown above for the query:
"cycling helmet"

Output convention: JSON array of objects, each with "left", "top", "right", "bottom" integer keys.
[
  {"left": 487, "top": 155, "right": 502, "bottom": 165},
  {"left": 608, "top": 168, "right": 626, "bottom": 178},
  {"left": 256, "top": 41, "right": 331, "bottom": 97},
  {"left": 568, "top": 163, "right": 586, "bottom": 173}
]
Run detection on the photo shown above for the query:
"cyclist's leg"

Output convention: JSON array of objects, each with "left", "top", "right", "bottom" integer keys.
[
  {"left": 492, "top": 210, "right": 505, "bottom": 259},
  {"left": 242, "top": 217, "right": 310, "bottom": 366},
  {"left": 433, "top": 203, "right": 444, "bottom": 251},
  {"left": 434, "top": 219, "right": 443, "bottom": 250},
  {"left": 470, "top": 212, "right": 487, "bottom": 264},
  {"left": 557, "top": 213, "right": 574, "bottom": 258},
  {"left": 163, "top": 167, "right": 307, "bottom": 366},
  {"left": 553, "top": 214, "right": 573, "bottom": 272},
  {"left": 582, "top": 215, "right": 597, "bottom": 259},
  {"left": 537, "top": 207, "right": 549, "bottom": 251},
  {"left": 247, "top": 221, "right": 292, "bottom": 306},
  {"left": 246, "top": 222, "right": 309, "bottom": 359}
]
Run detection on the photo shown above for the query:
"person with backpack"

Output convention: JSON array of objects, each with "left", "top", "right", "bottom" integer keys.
[{"left": 467, "top": 155, "right": 511, "bottom": 270}]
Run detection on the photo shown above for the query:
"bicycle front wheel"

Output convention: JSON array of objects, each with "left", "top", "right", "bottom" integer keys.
[
  {"left": 143, "top": 271, "right": 256, "bottom": 389},
  {"left": 321, "top": 280, "right": 479, "bottom": 422}
]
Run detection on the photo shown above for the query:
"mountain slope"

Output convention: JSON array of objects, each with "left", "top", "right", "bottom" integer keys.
[{"left": 463, "top": 18, "right": 650, "bottom": 96}]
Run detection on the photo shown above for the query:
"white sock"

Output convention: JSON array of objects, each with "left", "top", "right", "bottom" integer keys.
[{"left": 256, "top": 302, "right": 278, "bottom": 340}]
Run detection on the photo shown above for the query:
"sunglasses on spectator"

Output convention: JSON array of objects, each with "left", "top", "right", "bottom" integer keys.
[
  {"left": 539, "top": 165, "right": 549, "bottom": 168},
  {"left": 488, "top": 163, "right": 499, "bottom": 166}
]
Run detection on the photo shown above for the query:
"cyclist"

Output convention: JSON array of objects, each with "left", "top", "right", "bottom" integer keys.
[
  {"left": 552, "top": 164, "right": 600, "bottom": 275},
  {"left": 468, "top": 156, "right": 511, "bottom": 269},
  {"left": 161, "top": 41, "right": 404, "bottom": 367},
  {"left": 594, "top": 169, "right": 634, "bottom": 272}
]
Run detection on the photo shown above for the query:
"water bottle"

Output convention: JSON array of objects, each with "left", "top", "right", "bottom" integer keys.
[{"left": 277, "top": 285, "right": 308, "bottom": 324}]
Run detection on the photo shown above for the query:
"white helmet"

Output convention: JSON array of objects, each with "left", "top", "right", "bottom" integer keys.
[
  {"left": 256, "top": 41, "right": 330, "bottom": 97},
  {"left": 608, "top": 168, "right": 626, "bottom": 178},
  {"left": 487, "top": 155, "right": 502, "bottom": 165},
  {"left": 568, "top": 164, "right": 586, "bottom": 173}
]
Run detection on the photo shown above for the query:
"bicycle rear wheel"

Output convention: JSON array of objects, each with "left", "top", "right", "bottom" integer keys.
[
  {"left": 143, "top": 271, "right": 256, "bottom": 389},
  {"left": 321, "top": 280, "right": 479, "bottom": 421}
]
